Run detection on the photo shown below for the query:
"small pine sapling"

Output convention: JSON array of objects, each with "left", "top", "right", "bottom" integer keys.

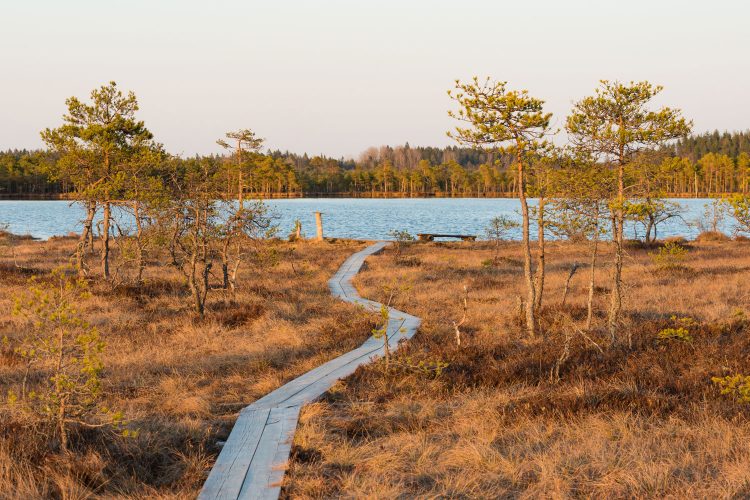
[
  {"left": 7, "top": 268, "right": 126, "bottom": 451},
  {"left": 484, "top": 216, "right": 520, "bottom": 265},
  {"left": 388, "top": 229, "right": 415, "bottom": 256},
  {"left": 650, "top": 241, "right": 689, "bottom": 272},
  {"left": 371, "top": 304, "right": 406, "bottom": 373},
  {"left": 372, "top": 282, "right": 411, "bottom": 372},
  {"left": 288, "top": 219, "right": 303, "bottom": 241}
]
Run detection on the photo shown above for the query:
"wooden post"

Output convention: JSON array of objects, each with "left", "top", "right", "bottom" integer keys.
[{"left": 314, "top": 212, "right": 323, "bottom": 241}]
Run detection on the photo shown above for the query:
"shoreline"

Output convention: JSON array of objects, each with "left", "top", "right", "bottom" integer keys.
[{"left": 0, "top": 192, "right": 738, "bottom": 201}]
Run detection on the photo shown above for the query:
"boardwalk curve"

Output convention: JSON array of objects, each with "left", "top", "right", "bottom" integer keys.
[{"left": 199, "top": 241, "right": 421, "bottom": 500}]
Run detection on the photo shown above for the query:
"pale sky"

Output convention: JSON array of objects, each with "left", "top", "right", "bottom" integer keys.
[{"left": 1, "top": 0, "right": 748, "bottom": 159}]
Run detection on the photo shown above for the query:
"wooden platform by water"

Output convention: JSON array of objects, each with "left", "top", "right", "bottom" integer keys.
[{"left": 417, "top": 233, "right": 477, "bottom": 241}]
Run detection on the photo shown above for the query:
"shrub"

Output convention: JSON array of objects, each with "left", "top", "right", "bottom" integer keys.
[
  {"left": 663, "top": 236, "right": 688, "bottom": 245},
  {"left": 624, "top": 238, "right": 647, "bottom": 249},
  {"left": 7, "top": 268, "right": 118, "bottom": 451},
  {"left": 288, "top": 219, "right": 303, "bottom": 241},
  {"left": 712, "top": 374, "right": 750, "bottom": 403},
  {"left": 0, "top": 224, "right": 9, "bottom": 262},
  {"left": 656, "top": 327, "right": 693, "bottom": 343},
  {"left": 694, "top": 198, "right": 727, "bottom": 233},
  {"left": 390, "top": 354, "right": 449, "bottom": 377},
  {"left": 671, "top": 315, "right": 698, "bottom": 328},
  {"left": 388, "top": 230, "right": 415, "bottom": 256},
  {"left": 695, "top": 230, "right": 730, "bottom": 242},
  {"left": 395, "top": 255, "right": 422, "bottom": 267},
  {"left": 724, "top": 194, "right": 750, "bottom": 235},
  {"left": 372, "top": 305, "right": 396, "bottom": 371},
  {"left": 485, "top": 216, "right": 520, "bottom": 264},
  {"left": 656, "top": 316, "right": 697, "bottom": 343},
  {"left": 650, "top": 241, "right": 689, "bottom": 271},
  {"left": 625, "top": 199, "right": 684, "bottom": 245}
]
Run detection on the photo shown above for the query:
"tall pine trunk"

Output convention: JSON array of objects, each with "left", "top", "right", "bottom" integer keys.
[
  {"left": 586, "top": 209, "right": 600, "bottom": 330},
  {"left": 534, "top": 196, "right": 546, "bottom": 312},
  {"left": 189, "top": 248, "right": 203, "bottom": 317},
  {"left": 608, "top": 159, "right": 625, "bottom": 344},
  {"left": 517, "top": 154, "right": 536, "bottom": 337},
  {"left": 229, "top": 239, "right": 241, "bottom": 293},
  {"left": 101, "top": 200, "right": 111, "bottom": 280},
  {"left": 133, "top": 202, "right": 145, "bottom": 283},
  {"left": 220, "top": 237, "right": 230, "bottom": 290},
  {"left": 76, "top": 202, "right": 96, "bottom": 277}
]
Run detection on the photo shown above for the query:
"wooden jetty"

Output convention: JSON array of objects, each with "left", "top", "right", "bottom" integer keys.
[{"left": 198, "top": 241, "right": 420, "bottom": 499}]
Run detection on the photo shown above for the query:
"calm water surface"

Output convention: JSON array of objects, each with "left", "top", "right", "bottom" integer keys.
[{"left": 0, "top": 198, "right": 736, "bottom": 241}]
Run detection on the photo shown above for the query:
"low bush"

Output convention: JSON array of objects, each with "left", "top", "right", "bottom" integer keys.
[
  {"left": 695, "top": 230, "right": 730, "bottom": 242},
  {"left": 395, "top": 255, "right": 422, "bottom": 267},
  {"left": 656, "top": 327, "right": 693, "bottom": 343},
  {"left": 650, "top": 241, "right": 689, "bottom": 272},
  {"left": 663, "top": 236, "right": 688, "bottom": 245},
  {"left": 712, "top": 374, "right": 750, "bottom": 403},
  {"left": 388, "top": 230, "right": 415, "bottom": 256}
]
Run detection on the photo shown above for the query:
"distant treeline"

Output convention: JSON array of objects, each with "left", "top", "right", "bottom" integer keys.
[
  {"left": 3, "top": 130, "right": 750, "bottom": 198},
  {"left": 0, "top": 149, "right": 62, "bottom": 195}
]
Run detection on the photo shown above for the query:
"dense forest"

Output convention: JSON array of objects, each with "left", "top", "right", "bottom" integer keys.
[
  {"left": 2, "top": 130, "right": 750, "bottom": 198},
  {"left": 671, "top": 130, "right": 750, "bottom": 160}
]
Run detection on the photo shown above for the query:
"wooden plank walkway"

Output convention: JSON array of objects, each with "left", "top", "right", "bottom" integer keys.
[{"left": 199, "top": 241, "right": 421, "bottom": 500}]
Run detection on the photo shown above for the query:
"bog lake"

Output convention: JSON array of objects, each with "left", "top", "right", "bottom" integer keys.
[{"left": 0, "top": 198, "right": 738, "bottom": 241}]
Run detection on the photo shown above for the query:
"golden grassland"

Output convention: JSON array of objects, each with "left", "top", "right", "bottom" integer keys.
[
  {"left": 3, "top": 234, "right": 750, "bottom": 498},
  {"left": 0, "top": 236, "right": 374, "bottom": 498},
  {"left": 283, "top": 238, "right": 750, "bottom": 498}
]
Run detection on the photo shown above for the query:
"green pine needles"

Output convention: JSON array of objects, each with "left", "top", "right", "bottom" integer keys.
[
  {"left": 6, "top": 268, "right": 126, "bottom": 451},
  {"left": 650, "top": 241, "right": 689, "bottom": 272},
  {"left": 657, "top": 316, "right": 697, "bottom": 343},
  {"left": 712, "top": 374, "right": 750, "bottom": 404}
]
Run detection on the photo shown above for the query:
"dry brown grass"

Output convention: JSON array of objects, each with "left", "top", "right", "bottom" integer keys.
[
  {"left": 0, "top": 235, "right": 374, "bottom": 498},
  {"left": 283, "top": 239, "right": 750, "bottom": 498},
  {"left": 695, "top": 230, "right": 732, "bottom": 242}
]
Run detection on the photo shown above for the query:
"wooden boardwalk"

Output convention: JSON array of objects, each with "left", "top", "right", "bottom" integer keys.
[{"left": 199, "top": 241, "right": 421, "bottom": 499}]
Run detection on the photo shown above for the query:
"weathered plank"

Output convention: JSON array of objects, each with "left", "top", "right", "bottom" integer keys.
[
  {"left": 236, "top": 405, "right": 301, "bottom": 499},
  {"left": 199, "top": 407, "right": 271, "bottom": 499},
  {"left": 199, "top": 241, "right": 420, "bottom": 499}
]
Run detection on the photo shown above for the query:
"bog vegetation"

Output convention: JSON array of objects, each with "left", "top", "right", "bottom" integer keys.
[
  {"left": 0, "top": 231, "right": 373, "bottom": 497},
  {"left": 284, "top": 237, "right": 750, "bottom": 498}
]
